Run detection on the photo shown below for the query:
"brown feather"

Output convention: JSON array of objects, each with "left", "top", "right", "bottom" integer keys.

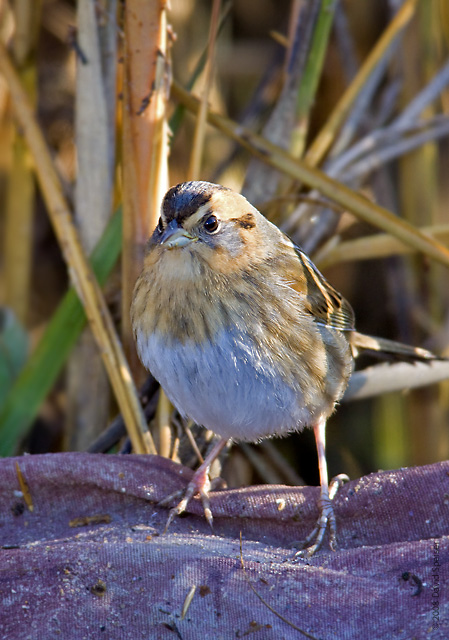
[
  {"left": 349, "top": 331, "right": 440, "bottom": 361},
  {"left": 292, "top": 246, "right": 355, "bottom": 332}
]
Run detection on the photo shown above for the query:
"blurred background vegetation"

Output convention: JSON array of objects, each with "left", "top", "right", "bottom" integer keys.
[{"left": 0, "top": 0, "right": 449, "bottom": 492}]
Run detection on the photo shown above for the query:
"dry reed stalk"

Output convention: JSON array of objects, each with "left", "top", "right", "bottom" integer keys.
[
  {"left": 317, "top": 224, "right": 449, "bottom": 268},
  {"left": 290, "top": 0, "right": 337, "bottom": 159},
  {"left": 0, "top": 41, "right": 154, "bottom": 456},
  {"left": 3, "top": 1, "right": 40, "bottom": 324},
  {"left": 188, "top": 0, "right": 221, "bottom": 180},
  {"left": 305, "top": 0, "right": 418, "bottom": 167},
  {"left": 397, "top": 3, "right": 449, "bottom": 467},
  {"left": 121, "top": 1, "right": 170, "bottom": 456},
  {"left": 66, "top": 0, "right": 118, "bottom": 451},
  {"left": 121, "top": 0, "right": 170, "bottom": 382}
]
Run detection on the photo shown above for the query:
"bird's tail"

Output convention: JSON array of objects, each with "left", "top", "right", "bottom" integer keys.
[{"left": 349, "top": 331, "right": 440, "bottom": 362}]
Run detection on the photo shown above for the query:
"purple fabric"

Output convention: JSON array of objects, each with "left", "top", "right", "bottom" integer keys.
[{"left": 0, "top": 453, "right": 447, "bottom": 639}]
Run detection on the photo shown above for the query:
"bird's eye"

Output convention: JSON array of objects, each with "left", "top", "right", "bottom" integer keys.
[
  {"left": 203, "top": 215, "right": 219, "bottom": 233},
  {"left": 157, "top": 217, "right": 164, "bottom": 232}
]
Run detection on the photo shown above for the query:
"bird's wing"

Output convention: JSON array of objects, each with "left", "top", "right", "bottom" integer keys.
[{"left": 288, "top": 244, "right": 355, "bottom": 332}]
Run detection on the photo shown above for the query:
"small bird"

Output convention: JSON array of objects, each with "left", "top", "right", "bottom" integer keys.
[{"left": 131, "top": 181, "right": 437, "bottom": 555}]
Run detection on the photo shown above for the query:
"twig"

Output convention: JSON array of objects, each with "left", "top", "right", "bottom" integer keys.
[
  {"left": 339, "top": 117, "right": 449, "bottom": 182},
  {"left": 394, "top": 58, "right": 449, "bottom": 127},
  {"left": 239, "top": 533, "right": 319, "bottom": 639},
  {"left": 329, "top": 52, "right": 395, "bottom": 159},
  {"left": 317, "top": 223, "right": 449, "bottom": 268},
  {"left": 87, "top": 378, "right": 159, "bottom": 453},
  {"left": 258, "top": 442, "right": 306, "bottom": 487},
  {"left": 239, "top": 444, "right": 286, "bottom": 485},
  {"left": 15, "top": 462, "right": 33, "bottom": 512}
]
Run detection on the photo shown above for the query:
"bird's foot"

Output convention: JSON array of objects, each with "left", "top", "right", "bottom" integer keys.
[
  {"left": 294, "top": 473, "right": 349, "bottom": 559},
  {"left": 159, "top": 464, "right": 214, "bottom": 533},
  {"left": 158, "top": 437, "right": 229, "bottom": 533}
]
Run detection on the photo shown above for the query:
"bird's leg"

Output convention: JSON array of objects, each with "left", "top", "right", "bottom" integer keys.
[
  {"left": 160, "top": 437, "right": 229, "bottom": 533},
  {"left": 295, "top": 416, "right": 348, "bottom": 558}
]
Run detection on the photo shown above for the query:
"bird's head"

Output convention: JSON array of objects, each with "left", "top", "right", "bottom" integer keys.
[{"left": 146, "top": 181, "right": 275, "bottom": 275}]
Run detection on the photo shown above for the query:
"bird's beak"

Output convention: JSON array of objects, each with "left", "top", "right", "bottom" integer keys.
[{"left": 160, "top": 220, "right": 197, "bottom": 249}]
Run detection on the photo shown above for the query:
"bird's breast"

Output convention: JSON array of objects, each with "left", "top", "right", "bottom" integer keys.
[
  {"left": 131, "top": 253, "right": 353, "bottom": 440},
  {"left": 134, "top": 323, "right": 319, "bottom": 441}
]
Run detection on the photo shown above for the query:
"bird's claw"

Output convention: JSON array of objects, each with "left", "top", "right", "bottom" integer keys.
[
  {"left": 293, "top": 473, "right": 349, "bottom": 559},
  {"left": 159, "top": 466, "right": 214, "bottom": 533}
]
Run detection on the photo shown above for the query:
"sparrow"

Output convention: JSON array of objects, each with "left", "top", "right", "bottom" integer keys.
[{"left": 131, "top": 180, "right": 437, "bottom": 555}]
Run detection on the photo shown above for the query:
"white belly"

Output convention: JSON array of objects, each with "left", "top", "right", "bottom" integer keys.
[{"left": 135, "top": 327, "right": 316, "bottom": 442}]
